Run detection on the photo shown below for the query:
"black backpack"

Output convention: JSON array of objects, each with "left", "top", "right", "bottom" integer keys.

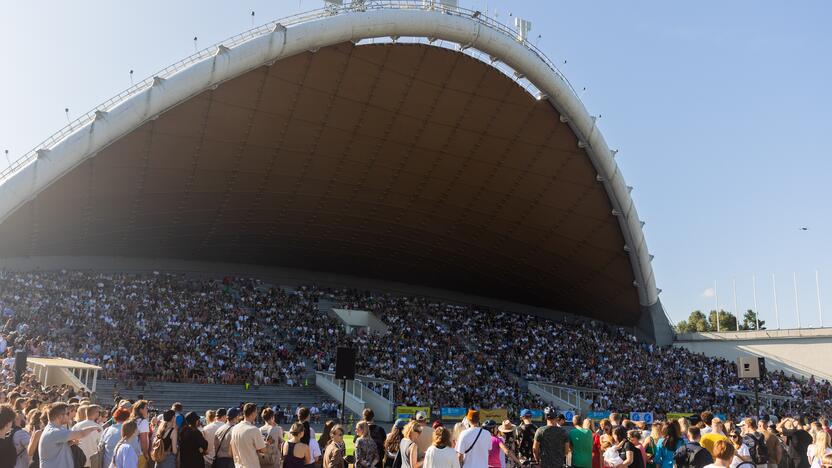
[
  {"left": 743, "top": 432, "right": 769, "bottom": 465},
  {"left": 674, "top": 442, "right": 709, "bottom": 468}
]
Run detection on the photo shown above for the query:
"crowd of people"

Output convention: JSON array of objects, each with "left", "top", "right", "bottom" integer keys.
[
  {"left": 1, "top": 270, "right": 831, "bottom": 418},
  {"left": 2, "top": 361, "right": 832, "bottom": 468}
]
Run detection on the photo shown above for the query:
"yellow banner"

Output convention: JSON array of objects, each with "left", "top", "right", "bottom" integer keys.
[
  {"left": 480, "top": 408, "right": 508, "bottom": 422},
  {"left": 666, "top": 412, "right": 694, "bottom": 421},
  {"left": 396, "top": 406, "right": 430, "bottom": 419}
]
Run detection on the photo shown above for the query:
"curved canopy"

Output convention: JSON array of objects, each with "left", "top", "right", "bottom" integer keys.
[{"left": 0, "top": 5, "right": 667, "bottom": 334}]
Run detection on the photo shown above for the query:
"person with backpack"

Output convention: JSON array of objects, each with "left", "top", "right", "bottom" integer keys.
[
  {"left": 674, "top": 426, "right": 714, "bottom": 468},
  {"left": 178, "top": 412, "right": 207, "bottom": 468},
  {"left": 384, "top": 420, "right": 408, "bottom": 468},
  {"left": 516, "top": 410, "right": 537, "bottom": 466},
  {"left": 740, "top": 418, "right": 769, "bottom": 468},
  {"left": 364, "top": 409, "right": 388, "bottom": 468},
  {"left": 151, "top": 410, "right": 178, "bottom": 468},
  {"left": 654, "top": 420, "right": 684, "bottom": 468}
]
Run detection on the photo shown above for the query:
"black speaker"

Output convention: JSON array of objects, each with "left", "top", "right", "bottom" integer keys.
[
  {"left": 14, "top": 349, "right": 27, "bottom": 385},
  {"left": 758, "top": 357, "right": 767, "bottom": 378},
  {"left": 334, "top": 347, "right": 356, "bottom": 380}
]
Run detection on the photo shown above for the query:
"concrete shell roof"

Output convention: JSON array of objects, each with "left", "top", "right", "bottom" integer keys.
[{"left": 0, "top": 5, "right": 659, "bottom": 325}]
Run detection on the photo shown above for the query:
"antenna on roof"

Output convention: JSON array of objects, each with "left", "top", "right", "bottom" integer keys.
[
  {"left": 251, "top": 11, "right": 255, "bottom": 27},
  {"left": 129, "top": 70, "right": 134, "bottom": 86},
  {"left": 514, "top": 17, "right": 531, "bottom": 42},
  {"left": 64, "top": 108, "right": 71, "bottom": 124},
  {"left": 4, "top": 149, "right": 9, "bottom": 167},
  {"left": 193, "top": 36, "right": 198, "bottom": 53}
]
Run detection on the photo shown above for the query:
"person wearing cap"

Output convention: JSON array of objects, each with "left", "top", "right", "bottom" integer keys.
[
  {"left": 213, "top": 407, "right": 240, "bottom": 468},
  {"left": 204, "top": 408, "right": 227, "bottom": 468},
  {"left": 486, "top": 420, "right": 521, "bottom": 468},
  {"left": 534, "top": 408, "right": 570, "bottom": 468},
  {"left": 415, "top": 411, "right": 433, "bottom": 461},
  {"left": 384, "top": 420, "right": 409, "bottom": 468},
  {"left": 179, "top": 412, "right": 208, "bottom": 468},
  {"left": 456, "top": 410, "right": 491, "bottom": 468},
  {"left": 231, "top": 403, "right": 268, "bottom": 468},
  {"left": 517, "top": 410, "right": 538, "bottom": 465}
]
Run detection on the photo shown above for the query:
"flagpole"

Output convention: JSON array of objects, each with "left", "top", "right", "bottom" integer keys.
[
  {"left": 733, "top": 278, "right": 740, "bottom": 331},
  {"left": 794, "top": 272, "right": 801, "bottom": 329},
  {"left": 752, "top": 275, "right": 759, "bottom": 330},
  {"left": 816, "top": 270, "right": 823, "bottom": 328},
  {"left": 772, "top": 274, "right": 780, "bottom": 329},
  {"left": 714, "top": 280, "right": 720, "bottom": 332}
]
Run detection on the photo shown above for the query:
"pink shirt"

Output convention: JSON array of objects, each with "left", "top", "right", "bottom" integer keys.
[{"left": 489, "top": 436, "right": 504, "bottom": 468}]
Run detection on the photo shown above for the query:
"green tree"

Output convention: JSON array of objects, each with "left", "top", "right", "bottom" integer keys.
[
  {"left": 740, "top": 309, "right": 766, "bottom": 330},
  {"left": 708, "top": 309, "right": 739, "bottom": 331},
  {"left": 676, "top": 310, "right": 712, "bottom": 333},
  {"left": 676, "top": 309, "right": 742, "bottom": 333}
]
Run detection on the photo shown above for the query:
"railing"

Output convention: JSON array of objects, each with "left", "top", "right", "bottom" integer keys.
[
  {"left": 315, "top": 371, "right": 396, "bottom": 421},
  {"left": 528, "top": 381, "right": 602, "bottom": 412},
  {"left": 1, "top": 0, "right": 577, "bottom": 186}
]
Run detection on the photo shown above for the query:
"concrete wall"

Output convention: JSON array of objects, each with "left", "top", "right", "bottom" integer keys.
[{"left": 674, "top": 328, "right": 832, "bottom": 381}]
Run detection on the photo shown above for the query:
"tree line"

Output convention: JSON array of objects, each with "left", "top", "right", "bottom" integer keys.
[{"left": 674, "top": 309, "right": 766, "bottom": 333}]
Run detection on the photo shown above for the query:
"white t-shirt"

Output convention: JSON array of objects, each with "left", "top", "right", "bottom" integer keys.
[
  {"left": 424, "top": 446, "right": 460, "bottom": 468},
  {"left": 230, "top": 421, "right": 266, "bottom": 468},
  {"left": 730, "top": 444, "right": 750, "bottom": 468},
  {"left": 202, "top": 421, "right": 224, "bottom": 463},
  {"left": 455, "top": 427, "right": 491, "bottom": 468},
  {"left": 71, "top": 420, "right": 102, "bottom": 467}
]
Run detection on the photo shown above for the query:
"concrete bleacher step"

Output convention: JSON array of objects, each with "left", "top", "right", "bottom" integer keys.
[{"left": 94, "top": 380, "right": 332, "bottom": 415}]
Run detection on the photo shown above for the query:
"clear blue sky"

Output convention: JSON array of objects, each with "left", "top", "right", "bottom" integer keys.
[{"left": 2, "top": 1, "right": 830, "bottom": 329}]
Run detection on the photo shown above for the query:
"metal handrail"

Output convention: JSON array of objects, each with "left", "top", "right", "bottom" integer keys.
[{"left": 1, "top": 0, "right": 578, "bottom": 186}]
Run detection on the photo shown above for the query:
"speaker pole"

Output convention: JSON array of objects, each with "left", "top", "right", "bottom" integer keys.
[
  {"left": 341, "top": 378, "right": 347, "bottom": 425},
  {"left": 754, "top": 377, "right": 760, "bottom": 419}
]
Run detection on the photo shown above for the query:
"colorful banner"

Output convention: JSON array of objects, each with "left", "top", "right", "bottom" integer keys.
[
  {"left": 629, "top": 412, "right": 654, "bottom": 424},
  {"left": 480, "top": 408, "right": 508, "bottom": 422},
  {"left": 666, "top": 412, "right": 694, "bottom": 421},
  {"left": 529, "top": 410, "right": 544, "bottom": 422},
  {"left": 564, "top": 410, "right": 577, "bottom": 423},
  {"left": 441, "top": 407, "right": 468, "bottom": 421},
  {"left": 396, "top": 406, "right": 430, "bottom": 420},
  {"left": 587, "top": 411, "right": 611, "bottom": 420}
]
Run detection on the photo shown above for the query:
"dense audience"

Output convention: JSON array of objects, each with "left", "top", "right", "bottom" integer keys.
[{"left": 1, "top": 270, "right": 831, "bottom": 420}]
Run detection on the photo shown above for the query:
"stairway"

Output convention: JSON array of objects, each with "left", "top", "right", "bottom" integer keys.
[{"left": 94, "top": 380, "right": 332, "bottom": 416}]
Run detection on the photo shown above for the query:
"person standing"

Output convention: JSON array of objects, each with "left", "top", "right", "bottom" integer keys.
[
  {"left": 71, "top": 405, "right": 102, "bottom": 468},
  {"left": 425, "top": 427, "right": 460, "bottom": 468},
  {"left": 39, "top": 403, "right": 101, "bottom": 468},
  {"left": 203, "top": 408, "right": 226, "bottom": 468},
  {"left": 129, "top": 401, "right": 151, "bottom": 468},
  {"left": 322, "top": 425, "right": 346, "bottom": 468},
  {"left": 533, "top": 409, "right": 569, "bottom": 468},
  {"left": 260, "top": 408, "right": 284, "bottom": 468},
  {"left": 570, "top": 417, "right": 594, "bottom": 468},
  {"left": 153, "top": 410, "right": 178, "bottom": 468},
  {"left": 674, "top": 426, "right": 714, "bottom": 468},
  {"left": 113, "top": 421, "right": 140, "bottom": 468},
  {"left": 517, "top": 410, "right": 538, "bottom": 466},
  {"left": 230, "top": 403, "right": 267, "bottom": 468},
  {"left": 283, "top": 423, "right": 313, "bottom": 468},
  {"left": 415, "top": 413, "right": 433, "bottom": 462},
  {"left": 102, "top": 409, "right": 131, "bottom": 468},
  {"left": 356, "top": 421, "right": 381, "bottom": 468},
  {"left": 213, "top": 408, "right": 240, "bottom": 468},
  {"left": 363, "top": 409, "right": 387, "bottom": 468},
  {"left": 179, "top": 412, "right": 208, "bottom": 468},
  {"left": 455, "top": 411, "right": 491, "bottom": 468}
]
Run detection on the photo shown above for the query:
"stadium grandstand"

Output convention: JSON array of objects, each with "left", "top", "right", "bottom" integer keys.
[{"left": 1, "top": 6, "right": 830, "bottom": 468}]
